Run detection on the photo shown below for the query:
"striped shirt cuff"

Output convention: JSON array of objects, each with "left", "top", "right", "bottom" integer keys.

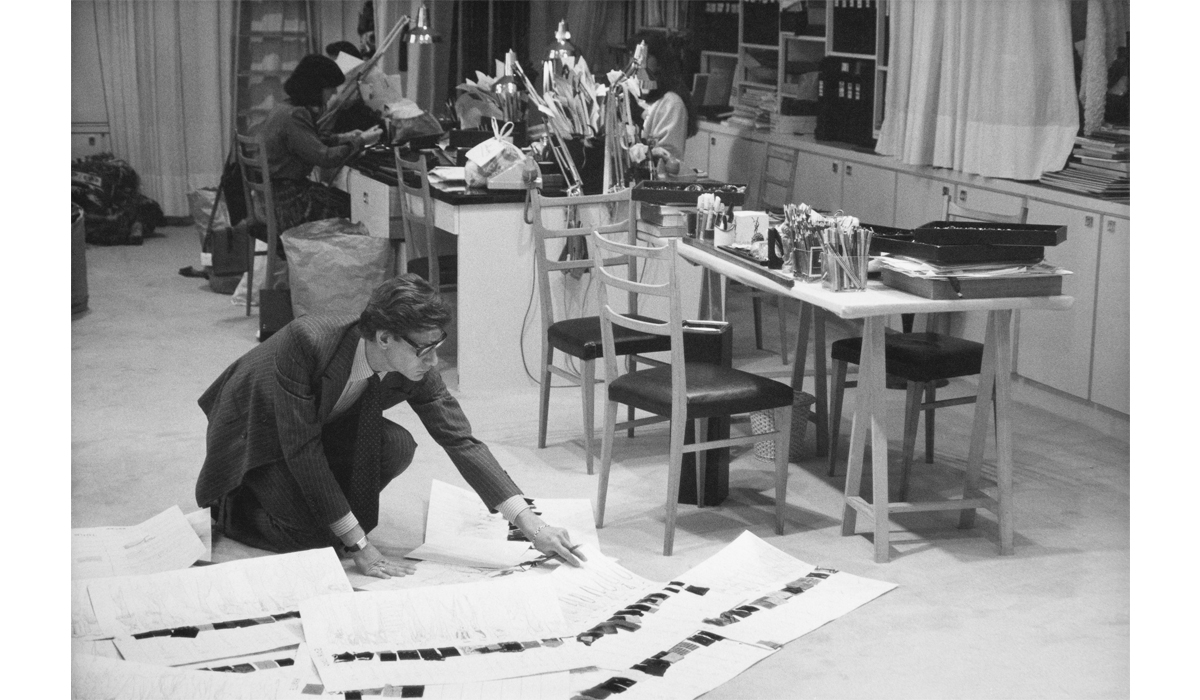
[
  {"left": 329, "top": 511, "right": 360, "bottom": 538},
  {"left": 495, "top": 495, "right": 531, "bottom": 524}
]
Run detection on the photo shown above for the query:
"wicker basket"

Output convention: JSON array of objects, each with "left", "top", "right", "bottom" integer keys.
[{"left": 752, "top": 392, "right": 817, "bottom": 463}]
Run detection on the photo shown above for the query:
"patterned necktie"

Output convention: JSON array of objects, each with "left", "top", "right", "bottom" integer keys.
[{"left": 348, "top": 374, "right": 383, "bottom": 532}]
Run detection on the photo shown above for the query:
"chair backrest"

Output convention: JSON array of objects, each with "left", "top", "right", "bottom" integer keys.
[
  {"left": 530, "top": 188, "right": 638, "bottom": 334},
  {"left": 592, "top": 232, "right": 688, "bottom": 415},
  {"left": 757, "top": 144, "right": 799, "bottom": 214},
  {"left": 941, "top": 192, "right": 1028, "bottom": 224},
  {"left": 393, "top": 149, "right": 434, "bottom": 281},
  {"left": 234, "top": 133, "right": 279, "bottom": 239}
]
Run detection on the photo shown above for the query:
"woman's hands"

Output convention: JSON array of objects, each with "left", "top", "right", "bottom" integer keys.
[
  {"left": 342, "top": 126, "right": 384, "bottom": 149},
  {"left": 351, "top": 540, "right": 417, "bottom": 579}
]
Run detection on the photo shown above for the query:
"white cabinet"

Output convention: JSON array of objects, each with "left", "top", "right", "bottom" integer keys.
[
  {"left": 684, "top": 133, "right": 711, "bottom": 177},
  {"left": 794, "top": 151, "right": 843, "bottom": 212},
  {"left": 894, "top": 173, "right": 951, "bottom": 229},
  {"left": 1016, "top": 201, "right": 1101, "bottom": 400},
  {"left": 706, "top": 133, "right": 736, "bottom": 183},
  {"left": 347, "top": 169, "right": 401, "bottom": 240},
  {"left": 793, "top": 152, "right": 896, "bottom": 226},
  {"left": 1089, "top": 216, "right": 1130, "bottom": 413},
  {"left": 842, "top": 161, "right": 897, "bottom": 227},
  {"left": 713, "top": 134, "right": 766, "bottom": 196}
]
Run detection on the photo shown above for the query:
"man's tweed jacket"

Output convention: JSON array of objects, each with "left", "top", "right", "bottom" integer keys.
[{"left": 195, "top": 314, "right": 521, "bottom": 527}]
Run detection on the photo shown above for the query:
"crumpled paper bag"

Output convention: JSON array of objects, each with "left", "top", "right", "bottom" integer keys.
[{"left": 280, "top": 218, "right": 391, "bottom": 317}]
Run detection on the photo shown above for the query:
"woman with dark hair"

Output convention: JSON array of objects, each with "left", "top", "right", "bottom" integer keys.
[
  {"left": 257, "top": 53, "right": 382, "bottom": 234},
  {"left": 631, "top": 32, "right": 698, "bottom": 178}
]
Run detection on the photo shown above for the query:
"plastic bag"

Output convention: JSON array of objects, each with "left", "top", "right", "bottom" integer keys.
[
  {"left": 464, "top": 136, "right": 525, "bottom": 188},
  {"left": 280, "top": 218, "right": 391, "bottom": 317}
]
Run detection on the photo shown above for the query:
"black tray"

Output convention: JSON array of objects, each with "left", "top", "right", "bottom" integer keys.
[
  {"left": 633, "top": 181, "right": 746, "bottom": 207},
  {"left": 912, "top": 221, "right": 1067, "bottom": 247},
  {"left": 870, "top": 228, "right": 1044, "bottom": 263},
  {"left": 682, "top": 238, "right": 794, "bottom": 288}
]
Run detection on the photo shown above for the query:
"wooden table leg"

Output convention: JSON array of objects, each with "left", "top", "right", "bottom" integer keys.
[
  {"left": 792, "top": 303, "right": 830, "bottom": 457},
  {"left": 991, "top": 310, "right": 1015, "bottom": 555},
  {"left": 959, "top": 312, "right": 999, "bottom": 531},
  {"left": 841, "top": 316, "right": 890, "bottom": 562}
]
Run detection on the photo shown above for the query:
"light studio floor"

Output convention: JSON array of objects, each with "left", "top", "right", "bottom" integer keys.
[{"left": 69, "top": 224, "right": 1130, "bottom": 699}]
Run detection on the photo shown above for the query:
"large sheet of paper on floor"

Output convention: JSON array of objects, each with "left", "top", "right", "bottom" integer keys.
[
  {"left": 72, "top": 505, "right": 206, "bottom": 580},
  {"left": 681, "top": 532, "right": 898, "bottom": 647},
  {"left": 72, "top": 654, "right": 308, "bottom": 700},
  {"left": 414, "top": 480, "right": 600, "bottom": 562},
  {"left": 86, "top": 548, "right": 352, "bottom": 666},
  {"left": 300, "top": 575, "right": 584, "bottom": 691}
]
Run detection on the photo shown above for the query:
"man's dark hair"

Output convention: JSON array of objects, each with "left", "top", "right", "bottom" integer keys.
[
  {"left": 283, "top": 54, "right": 345, "bottom": 107},
  {"left": 358, "top": 274, "right": 452, "bottom": 340},
  {"left": 325, "top": 41, "right": 362, "bottom": 60}
]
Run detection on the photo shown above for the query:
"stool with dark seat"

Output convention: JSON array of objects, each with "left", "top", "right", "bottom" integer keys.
[{"left": 828, "top": 332, "right": 985, "bottom": 500}]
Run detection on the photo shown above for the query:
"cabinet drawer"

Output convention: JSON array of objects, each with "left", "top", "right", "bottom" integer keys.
[
  {"left": 348, "top": 171, "right": 401, "bottom": 239},
  {"left": 952, "top": 186, "right": 1026, "bottom": 219}
]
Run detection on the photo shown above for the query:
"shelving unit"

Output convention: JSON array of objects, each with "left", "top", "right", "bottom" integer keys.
[{"left": 231, "top": 0, "right": 316, "bottom": 137}]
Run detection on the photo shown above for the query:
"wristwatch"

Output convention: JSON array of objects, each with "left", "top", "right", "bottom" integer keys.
[{"left": 342, "top": 535, "right": 368, "bottom": 554}]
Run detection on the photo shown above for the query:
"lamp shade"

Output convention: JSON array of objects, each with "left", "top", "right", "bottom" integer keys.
[{"left": 408, "top": 3, "right": 433, "bottom": 44}]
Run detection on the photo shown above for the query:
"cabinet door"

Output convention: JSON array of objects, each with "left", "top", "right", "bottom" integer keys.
[
  {"left": 348, "top": 170, "right": 395, "bottom": 240},
  {"left": 841, "top": 161, "right": 897, "bottom": 226},
  {"left": 954, "top": 185, "right": 1027, "bottom": 219},
  {"left": 794, "top": 151, "right": 842, "bottom": 213},
  {"left": 894, "top": 173, "right": 951, "bottom": 229},
  {"left": 1090, "top": 216, "right": 1130, "bottom": 413},
  {"left": 726, "top": 137, "right": 767, "bottom": 201},
  {"left": 684, "top": 133, "right": 710, "bottom": 177},
  {"left": 707, "top": 133, "right": 735, "bottom": 183},
  {"left": 1016, "top": 201, "right": 1101, "bottom": 399}
]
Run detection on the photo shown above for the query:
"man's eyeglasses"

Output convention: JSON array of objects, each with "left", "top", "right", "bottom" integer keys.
[{"left": 400, "top": 329, "right": 448, "bottom": 358}]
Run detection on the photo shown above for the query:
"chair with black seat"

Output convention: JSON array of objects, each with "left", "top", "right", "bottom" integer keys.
[
  {"left": 592, "top": 232, "right": 796, "bottom": 556},
  {"left": 234, "top": 133, "right": 284, "bottom": 320},
  {"left": 532, "top": 188, "right": 671, "bottom": 475},
  {"left": 394, "top": 150, "right": 454, "bottom": 288},
  {"left": 827, "top": 193, "right": 1026, "bottom": 497}
]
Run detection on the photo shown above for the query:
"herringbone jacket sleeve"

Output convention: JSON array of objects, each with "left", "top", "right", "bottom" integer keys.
[{"left": 406, "top": 369, "right": 522, "bottom": 509}]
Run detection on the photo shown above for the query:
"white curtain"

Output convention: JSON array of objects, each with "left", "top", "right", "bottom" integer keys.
[
  {"left": 91, "top": 0, "right": 235, "bottom": 216},
  {"left": 875, "top": 0, "right": 1079, "bottom": 180}
]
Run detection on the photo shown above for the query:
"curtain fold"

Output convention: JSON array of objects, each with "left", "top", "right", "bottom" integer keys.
[
  {"left": 876, "top": 0, "right": 1079, "bottom": 180},
  {"left": 91, "top": 0, "right": 234, "bottom": 216}
]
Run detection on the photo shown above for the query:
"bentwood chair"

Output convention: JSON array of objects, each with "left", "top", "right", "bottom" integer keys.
[
  {"left": 531, "top": 188, "right": 670, "bottom": 474},
  {"left": 592, "top": 232, "right": 796, "bottom": 555},
  {"left": 234, "top": 134, "right": 283, "bottom": 319},
  {"left": 394, "top": 150, "right": 455, "bottom": 289},
  {"left": 827, "top": 194, "right": 1026, "bottom": 498}
]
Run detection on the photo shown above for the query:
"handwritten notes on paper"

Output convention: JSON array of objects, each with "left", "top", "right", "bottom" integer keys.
[{"left": 72, "top": 505, "right": 206, "bottom": 580}]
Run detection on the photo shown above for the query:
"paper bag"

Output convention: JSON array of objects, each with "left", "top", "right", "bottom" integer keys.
[{"left": 280, "top": 219, "right": 391, "bottom": 317}]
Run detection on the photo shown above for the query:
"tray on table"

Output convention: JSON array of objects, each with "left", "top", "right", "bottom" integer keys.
[
  {"left": 869, "top": 226, "right": 1045, "bottom": 263},
  {"left": 632, "top": 181, "right": 746, "bottom": 207},
  {"left": 912, "top": 221, "right": 1068, "bottom": 247}
]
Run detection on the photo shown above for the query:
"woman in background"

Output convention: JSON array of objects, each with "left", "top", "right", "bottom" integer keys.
[
  {"left": 631, "top": 32, "right": 698, "bottom": 178},
  {"left": 258, "top": 54, "right": 381, "bottom": 234}
]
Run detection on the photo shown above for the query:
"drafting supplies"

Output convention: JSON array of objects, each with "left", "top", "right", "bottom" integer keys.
[
  {"left": 72, "top": 505, "right": 206, "bottom": 580},
  {"left": 880, "top": 268, "right": 1064, "bottom": 300}
]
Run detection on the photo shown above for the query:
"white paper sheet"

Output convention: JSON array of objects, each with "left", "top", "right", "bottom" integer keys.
[
  {"left": 177, "top": 643, "right": 305, "bottom": 675},
  {"left": 86, "top": 548, "right": 352, "bottom": 638},
  {"left": 301, "top": 576, "right": 583, "bottom": 691},
  {"left": 568, "top": 631, "right": 776, "bottom": 700},
  {"left": 405, "top": 538, "right": 533, "bottom": 569},
  {"left": 73, "top": 579, "right": 109, "bottom": 640},
  {"left": 113, "top": 618, "right": 306, "bottom": 667},
  {"left": 547, "top": 545, "right": 661, "bottom": 631},
  {"left": 184, "top": 508, "right": 213, "bottom": 561},
  {"left": 356, "top": 560, "right": 502, "bottom": 592},
  {"left": 71, "top": 654, "right": 308, "bottom": 700},
  {"left": 423, "top": 479, "right": 600, "bottom": 560},
  {"left": 72, "top": 505, "right": 207, "bottom": 580}
]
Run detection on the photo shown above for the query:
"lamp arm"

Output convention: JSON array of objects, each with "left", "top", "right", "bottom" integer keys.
[{"left": 317, "top": 15, "right": 412, "bottom": 131}]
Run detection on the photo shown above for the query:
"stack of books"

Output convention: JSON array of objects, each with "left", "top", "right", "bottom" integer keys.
[
  {"left": 724, "top": 86, "right": 775, "bottom": 131},
  {"left": 1039, "top": 127, "right": 1129, "bottom": 203}
]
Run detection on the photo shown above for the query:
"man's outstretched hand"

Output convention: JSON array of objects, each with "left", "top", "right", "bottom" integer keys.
[{"left": 352, "top": 540, "right": 417, "bottom": 579}]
